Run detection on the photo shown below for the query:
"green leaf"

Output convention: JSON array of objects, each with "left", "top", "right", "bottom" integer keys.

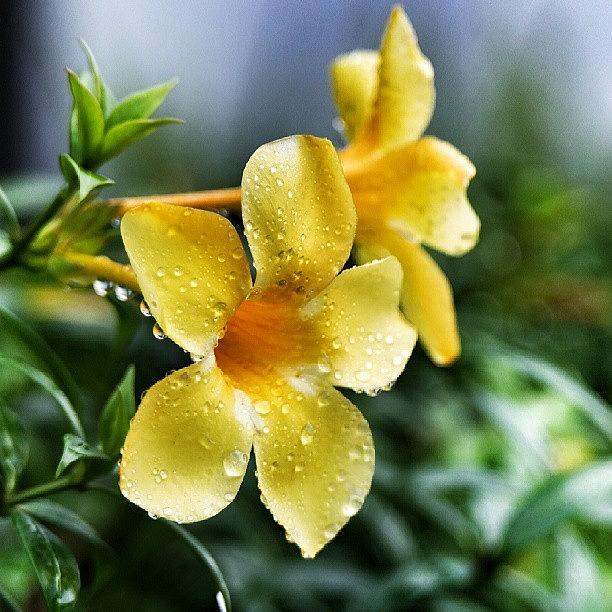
[
  {"left": 98, "top": 366, "right": 136, "bottom": 458},
  {"left": 56, "top": 434, "right": 109, "bottom": 478},
  {"left": 163, "top": 521, "right": 231, "bottom": 612},
  {"left": 557, "top": 529, "right": 603, "bottom": 611},
  {"left": 20, "top": 500, "right": 109, "bottom": 551},
  {"left": 0, "top": 305, "right": 82, "bottom": 412},
  {"left": 0, "top": 406, "right": 29, "bottom": 495},
  {"left": 66, "top": 69, "right": 105, "bottom": 167},
  {"left": 11, "top": 510, "right": 80, "bottom": 611},
  {"left": 59, "top": 154, "right": 114, "bottom": 203},
  {"left": 0, "top": 356, "right": 84, "bottom": 438},
  {"left": 105, "top": 79, "right": 177, "bottom": 130},
  {"left": 501, "top": 475, "right": 573, "bottom": 554},
  {"left": 99, "top": 117, "right": 182, "bottom": 165}
]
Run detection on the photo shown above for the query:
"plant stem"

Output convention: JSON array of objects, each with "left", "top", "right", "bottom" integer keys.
[
  {"left": 6, "top": 473, "right": 83, "bottom": 506},
  {"left": 0, "top": 185, "right": 73, "bottom": 269},
  {"left": 62, "top": 252, "right": 140, "bottom": 291},
  {"left": 108, "top": 186, "right": 242, "bottom": 216}
]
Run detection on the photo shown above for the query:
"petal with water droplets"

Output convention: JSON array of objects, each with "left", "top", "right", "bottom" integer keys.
[
  {"left": 346, "top": 137, "right": 478, "bottom": 255},
  {"left": 250, "top": 376, "right": 374, "bottom": 558},
  {"left": 121, "top": 203, "right": 252, "bottom": 355},
  {"left": 119, "top": 362, "right": 253, "bottom": 522},
  {"left": 303, "top": 257, "right": 416, "bottom": 393},
  {"left": 356, "top": 230, "right": 460, "bottom": 365},
  {"left": 241, "top": 135, "right": 356, "bottom": 301}
]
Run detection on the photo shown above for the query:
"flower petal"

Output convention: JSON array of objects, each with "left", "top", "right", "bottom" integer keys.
[
  {"left": 330, "top": 50, "right": 379, "bottom": 142},
  {"left": 121, "top": 203, "right": 252, "bottom": 355},
  {"left": 251, "top": 376, "right": 374, "bottom": 558},
  {"left": 119, "top": 361, "right": 253, "bottom": 522},
  {"left": 242, "top": 135, "right": 356, "bottom": 301},
  {"left": 302, "top": 257, "right": 416, "bottom": 393},
  {"left": 356, "top": 229, "right": 460, "bottom": 365},
  {"left": 346, "top": 137, "right": 479, "bottom": 255},
  {"left": 359, "top": 6, "right": 435, "bottom": 151}
]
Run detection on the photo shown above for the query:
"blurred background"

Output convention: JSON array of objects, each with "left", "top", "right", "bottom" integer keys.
[{"left": 0, "top": 1, "right": 610, "bottom": 610}]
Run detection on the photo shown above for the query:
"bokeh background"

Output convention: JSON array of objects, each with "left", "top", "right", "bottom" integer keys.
[{"left": 0, "top": 1, "right": 610, "bottom": 610}]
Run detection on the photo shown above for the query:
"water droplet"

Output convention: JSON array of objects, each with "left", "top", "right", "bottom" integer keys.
[
  {"left": 223, "top": 450, "right": 247, "bottom": 477},
  {"left": 173, "top": 266, "right": 184, "bottom": 277},
  {"left": 224, "top": 492, "right": 235, "bottom": 502},
  {"left": 115, "top": 285, "right": 133, "bottom": 301},
  {"left": 93, "top": 279, "right": 112, "bottom": 297},
  {"left": 156, "top": 267, "right": 166, "bottom": 277},
  {"left": 140, "top": 300, "right": 152, "bottom": 316},
  {"left": 300, "top": 423, "right": 316, "bottom": 445},
  {"left": 254, "top": 400, "right": 271, "bottom": 415},
  {"left": 189, "top": 278, "right": 199, "bottom": 288},
  {"left": 294, "top": 463, "right": 304, "bottom": 473},
  {"left": 152, "top": 323, "right": 166, "bottom": 340},
  {"left": 342, "top": 495, "right": 363, "bottom": 517}
]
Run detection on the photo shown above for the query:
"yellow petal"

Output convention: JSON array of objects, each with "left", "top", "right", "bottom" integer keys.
[
  {"left": 251, "top": 376, "right": 374, "bottom": 558},
  {"left": 356, "top": 229, "right": 460, "bottom": 365},
  {"left": 330, "top": 50, "right": 379, "bottom": 142},
  {"left": 360, "top": 5, "right": 435, "bottom": 151},
  {"left": 121, "top": 203, "right": 252, "bottom": 355},
  {"left": 242, "top": 135, "right": 356, "bottom": 301},
  {"left": 302, "top": 257, "right": 416, "bottom": 393},
  {"left": 119, "top": 361, "right": 253, "bottom": 522},
  {"left": 346, "top": 137, "right": 479, "bottom": 255}
]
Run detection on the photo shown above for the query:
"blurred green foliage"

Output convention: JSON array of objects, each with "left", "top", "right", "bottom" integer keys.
[{"left": 0, "top": 45, "right": 610, "bottom": 612}]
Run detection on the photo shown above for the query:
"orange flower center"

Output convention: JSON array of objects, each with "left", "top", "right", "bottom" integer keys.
[{"left": 215, "top": 297, "right": 318, "bottom": 388}]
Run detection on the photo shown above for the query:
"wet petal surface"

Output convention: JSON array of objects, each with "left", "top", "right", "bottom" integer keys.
[
  {"left": 250, "top": 376, "right": 374, "bottom": 558},
  {"left": 302, "top": 257, "right": 416, "bottom": 393},
  {"left": 242, "top": 135, "right": 356, "bottom": 302},
  {"left": 356, "top": 230, "right": 460, "bottom": 365},
  {"left": 121, "top": 203, "right": 252, "bottom": 355},
  {"left": 346, "top": 137, "right": 478, "bottom": 255},
  {"left": 119, "top": 362, "right": 253, "bottom": 522}
]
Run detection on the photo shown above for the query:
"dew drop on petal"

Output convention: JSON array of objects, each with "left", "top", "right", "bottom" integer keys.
[{"left": 223, "top": 450, "right": 248, "bottom": 477}]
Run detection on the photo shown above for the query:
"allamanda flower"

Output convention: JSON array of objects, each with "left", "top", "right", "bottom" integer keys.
[
  {"left": 119, "top": 135, "right": 416, "bottom": 557},
  {"left": 331, "top": 6, "right": 480, "bottom": 365}
]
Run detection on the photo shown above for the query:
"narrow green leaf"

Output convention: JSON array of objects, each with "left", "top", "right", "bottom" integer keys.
[
  {"left": 98, "top": 366, "right": 135, "bottom": 458},
  {"left": 0, "top": 405, "right": 29, "bottom": 494},
  {"left": 99, "top": 117, "right": 182, "bottom": 165},
  {"left": 0, "top": 305, "right": 82, "bottom": 412},
  {"left": 20, "top": 500, "right": 109, "bottom": 551},
  {"left": 0, "top": 185, "right": 21, "bottom": 242},
  {"left": 59, "top": 154, "right": 114, "bottom": 203},
  {"left": 501, "top": 475, "right": 573, "bottom": 554},
  {"left": 163, "top": 521, "right": 231, "bottom": 612},
  {"left": 105, "top": 79, "right": 177, "bottom": 129},
  {"left": 11, "top": 510, "right": 80, "bottom": 611},
  {"left": 78, "top": 41, "right": 103, "bottom": 105},
  {"left": 56, "top": 434, "right": 108, "bottom": 478},
  {"left": 0, "top": 356, "right": 84, "bottom": 438},
  {"left": 66, "top": 69, "right": 105, "bottom": 167},
  {"left": 558, "top": 529, "right": 603, "bottom": 611}
]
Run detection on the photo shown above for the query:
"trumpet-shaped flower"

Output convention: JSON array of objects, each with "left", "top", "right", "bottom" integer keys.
[
  {"left": 331, "top": 6, "right": 479, "bottom": 365},
  {"left": 118, "top": 135, "right": 416, "bottom": 557}
]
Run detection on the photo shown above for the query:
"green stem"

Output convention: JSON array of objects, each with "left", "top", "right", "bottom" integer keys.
[
  {"left": 6, "top": 472, "right": 84, "bottom": 506},
  {"left": 0, "top": 185, "right": 72, "bottom": 269}
]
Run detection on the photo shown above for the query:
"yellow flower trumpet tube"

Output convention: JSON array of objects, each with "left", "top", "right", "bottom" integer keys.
[
  {"left": 331, "top": 5, "right": 480, "bottom": 365},
  {"left": 118, "top": 135, "right": 416, "bottom": 558}
]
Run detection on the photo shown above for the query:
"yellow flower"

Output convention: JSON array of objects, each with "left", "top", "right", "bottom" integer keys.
[
  {"left": 118, "top": 135, "right": 416, "bottom": 557},
  {"left": 330, "top": 6, "right": 479, "bottom": 365}
]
